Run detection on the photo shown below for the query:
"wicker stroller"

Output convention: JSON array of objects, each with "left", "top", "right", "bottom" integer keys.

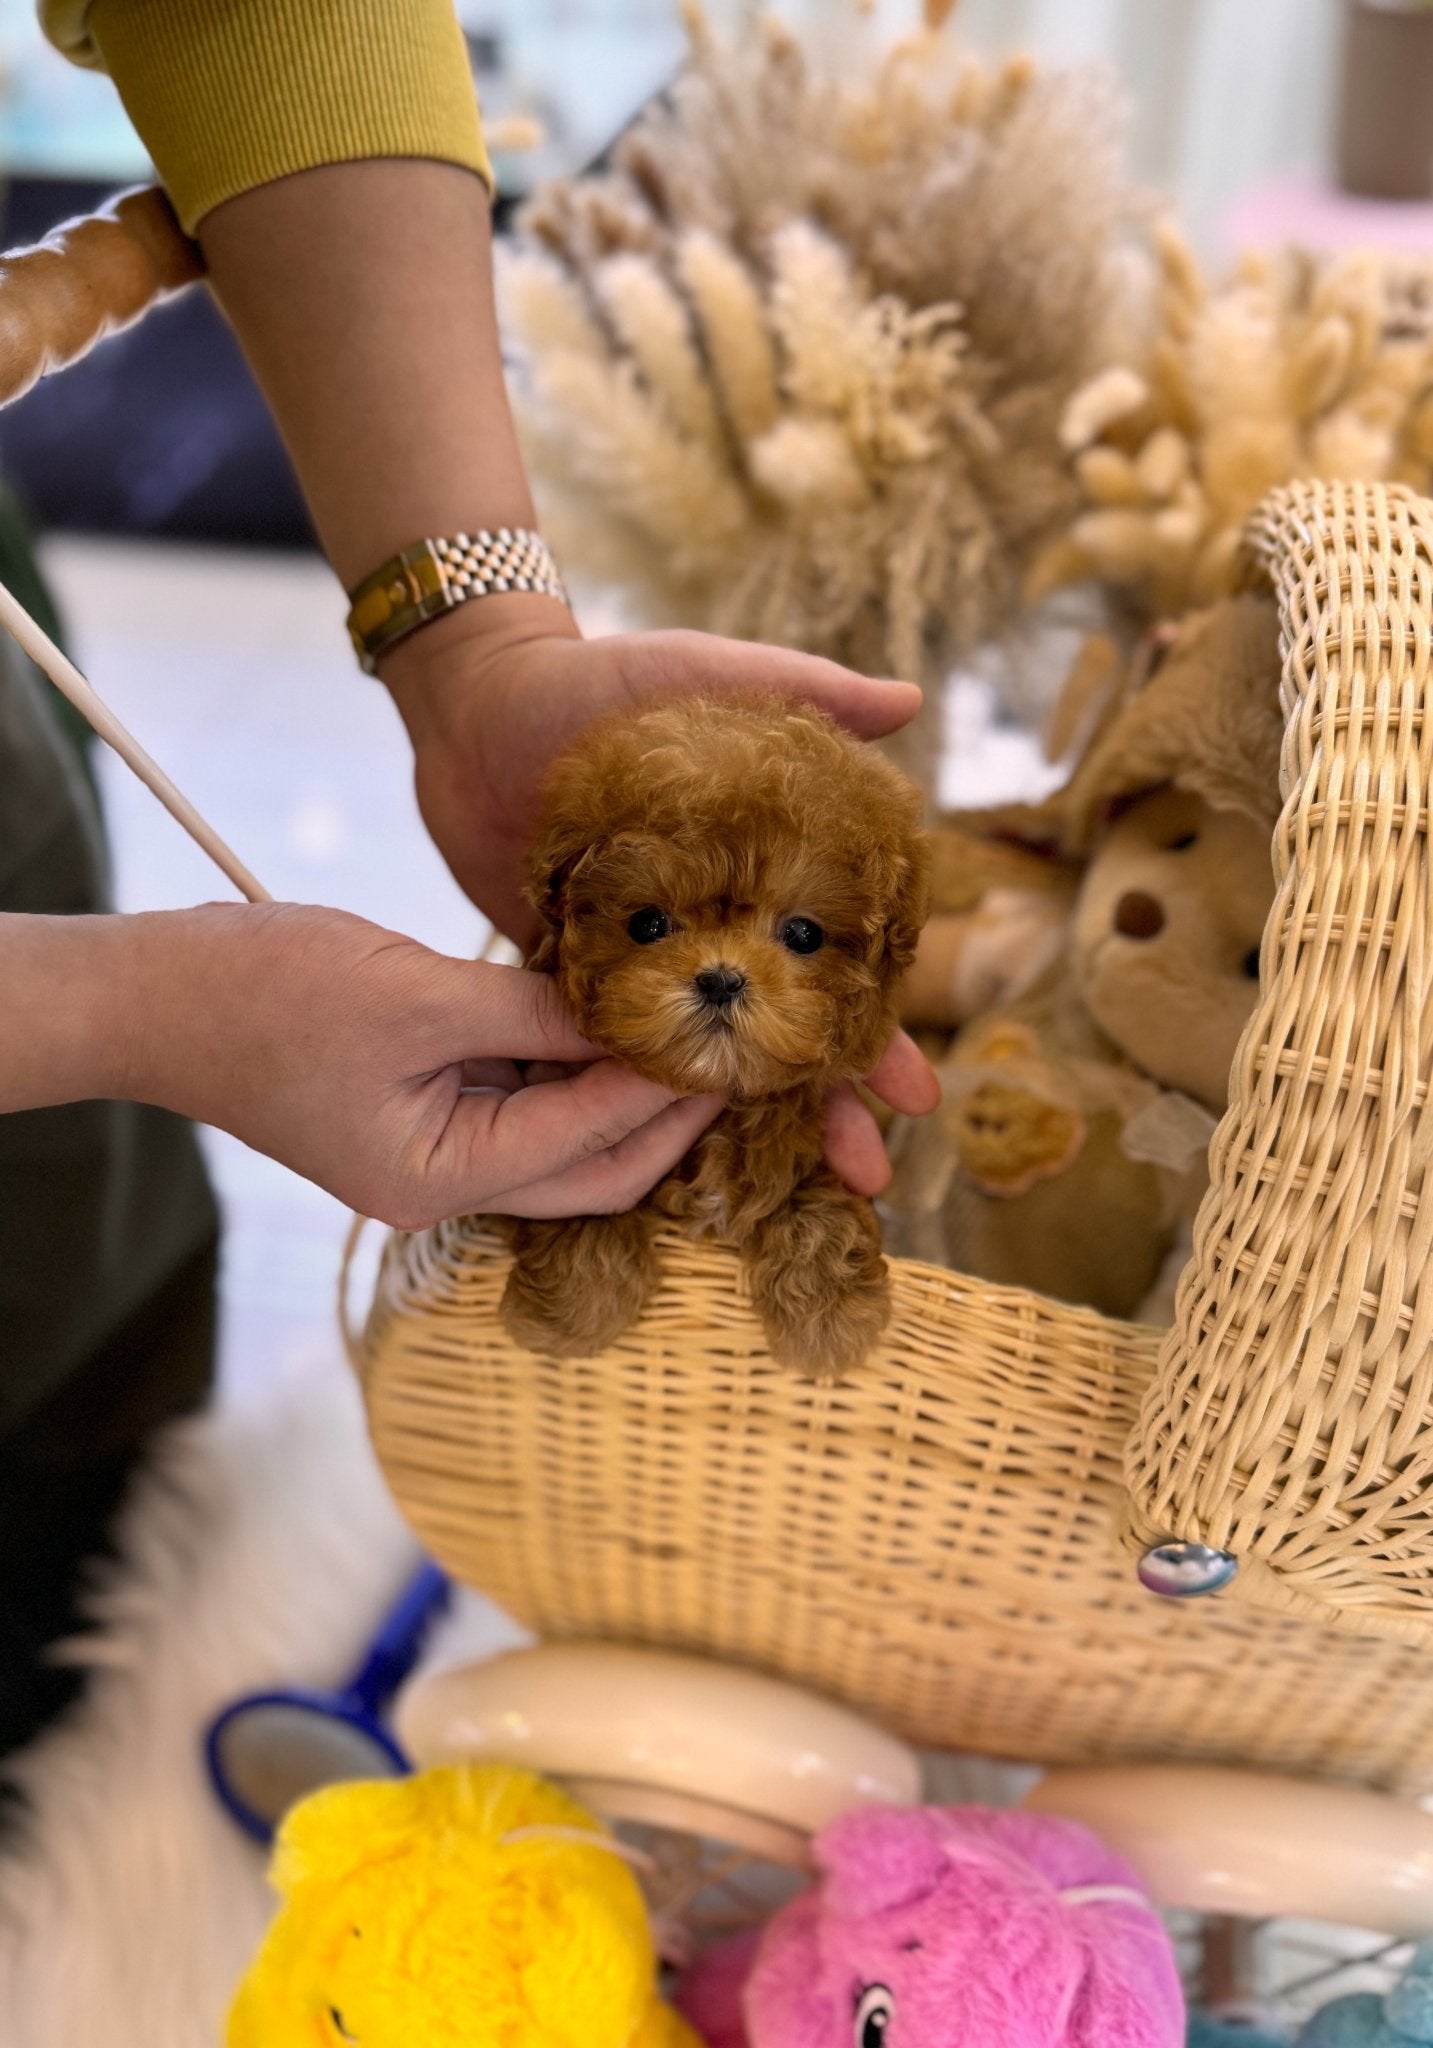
[
  {"left": 357, "top": 471, "right": 1433, "bottom": 1791},
  {"left": 355, "top": 467, "right": 1433, "bottom": 2028},
  {"left": 13, "top": 187, "right": 1433, "bottom": 2026}
]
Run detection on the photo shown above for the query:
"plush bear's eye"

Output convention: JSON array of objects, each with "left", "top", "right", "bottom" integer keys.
[
  {"left": 1243, "top": 947, "right": 1261, "bottom": 980},
  {"left": 628, "top": 907, "right": 673, "bottom": 944},
  {"left": 854, "top": 1984, "right": 894, "bottom": 2047},
  {"left": 779, "top": 916, "right": 825, "bottom": 955}
]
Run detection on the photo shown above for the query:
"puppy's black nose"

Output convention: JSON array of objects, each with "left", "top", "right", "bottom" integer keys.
[{"left": 695, "top": 965, "right": 747, "bottom": 1007}]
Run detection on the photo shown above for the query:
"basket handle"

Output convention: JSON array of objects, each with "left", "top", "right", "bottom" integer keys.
[
  {"left": 0, "top": 185, "right": 203, "bottom": 406},
  {"left": 1123, "top": 479, "right": 1433, "bottom": 1634},
  {"left": 340, "top": 1212, "right": 376, "bottom": 1378}
]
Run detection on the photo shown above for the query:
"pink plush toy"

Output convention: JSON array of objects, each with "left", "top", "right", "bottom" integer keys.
[{"left": 676, "top": 1805, "right": 1184, "bottom": 2048}]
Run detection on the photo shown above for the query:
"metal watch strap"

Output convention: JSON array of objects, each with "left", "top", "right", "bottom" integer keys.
[{"left": 345, "top": 528, "right": 568, "bottom": 674}]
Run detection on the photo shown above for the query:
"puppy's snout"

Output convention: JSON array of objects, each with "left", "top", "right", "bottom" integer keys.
[
  {"left": 1113, "top": 890, "right": 1165, "bottom": 940},
  {"left": 695, "top": 964, "right": 747, "bottom": 1007}
]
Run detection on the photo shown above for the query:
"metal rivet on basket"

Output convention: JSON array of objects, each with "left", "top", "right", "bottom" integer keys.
[{"left": 1137, "top": 1541, "right": 1238, "bottom": 1597}]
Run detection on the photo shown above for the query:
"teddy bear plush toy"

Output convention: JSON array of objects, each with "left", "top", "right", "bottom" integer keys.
[{"left": 883, "top": 592, "right": 1284, "bottom": 1321}]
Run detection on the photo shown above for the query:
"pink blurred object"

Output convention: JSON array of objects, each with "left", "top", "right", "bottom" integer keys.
[
  {"left": 1222, "top": 174, "right": 1433, "bottom": 258},
  {"left": 675, "top": 1805, "right": 1184, "bottom": 2048},
  {"left": 676, "top": 1929, "right": 761, "bottom": 2048}
]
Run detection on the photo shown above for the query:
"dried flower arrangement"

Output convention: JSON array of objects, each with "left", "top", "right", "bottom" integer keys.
[
  {"left": 1028, "top": 227, "right": 1433, "bottom": 622},
  {"left": 498, "top": 3, "right": 1141, "bottom": 690}
]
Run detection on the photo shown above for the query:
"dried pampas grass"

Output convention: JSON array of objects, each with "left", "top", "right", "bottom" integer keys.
[
  {"left": 499, "top": 6, "right": 1141, "bottom": 691},
  {"left": 1030, "top": 228, "right": 1433, "bottom": 620}
]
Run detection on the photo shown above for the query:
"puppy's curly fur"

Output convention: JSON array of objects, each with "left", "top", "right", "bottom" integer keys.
[{"left": 500, "top": 696, "right": 929, "bottom": 1378}]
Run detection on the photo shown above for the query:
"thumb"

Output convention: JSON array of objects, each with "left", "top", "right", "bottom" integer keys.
[
  {"left": 416, "top": 956, "right": 597, "bottom": 1066},
  {"left": 633, "top": 630, "right": 923, "bottom": 740}
]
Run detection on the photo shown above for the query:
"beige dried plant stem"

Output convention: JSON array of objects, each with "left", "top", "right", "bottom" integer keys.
[{"left": 0, "top": 575, "right": 270, "bottom": 904}]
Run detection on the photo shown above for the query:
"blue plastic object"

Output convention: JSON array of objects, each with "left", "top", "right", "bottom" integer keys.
[
  {"left": 1188, "top": 2014, "right": 1288, "bottom": 2047},
  {"left": 1295, "top": 1944, "right": 1433, "bottom": 2046},
  {"left": 204, "top": 1561, "right": 450, "bottom": 1844}
]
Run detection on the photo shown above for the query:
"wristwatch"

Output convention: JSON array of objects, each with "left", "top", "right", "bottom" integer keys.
[{"left": 346, "top": 527, "right": 568, "bottom": 675}]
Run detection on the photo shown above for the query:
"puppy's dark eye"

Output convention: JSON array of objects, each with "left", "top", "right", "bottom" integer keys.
[
  {"left": 628, "top": 907, "right": 673, "bottom": 944},
  {"left": 779, "top": 917, "right": 825, "bottom": 955},
  {"left": 1166, "top": 831, "right": 1198, "bottom": 852},
  {"left": 1243, "top": 947, "right": 1261, "bottom": 980}
]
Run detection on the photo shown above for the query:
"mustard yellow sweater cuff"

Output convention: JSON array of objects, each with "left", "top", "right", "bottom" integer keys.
[{"left": 45, "top": 0, "right": 492, "bottom": 233}]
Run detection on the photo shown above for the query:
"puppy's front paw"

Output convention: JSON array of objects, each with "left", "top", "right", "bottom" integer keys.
[
  {"left": 500, "top": 1213, "right": 659, "bottom": 1359},
  {"left": 762, "top": 1269, "right": 892, "bottom": 1381},
  {"left": 747, "top": 1178, "right": 892, "bottom": 1380}
]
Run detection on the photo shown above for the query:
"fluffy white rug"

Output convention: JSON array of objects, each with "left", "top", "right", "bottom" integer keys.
[{"left": 0, "top": 1358, "right": 519, "bottom": 2048}]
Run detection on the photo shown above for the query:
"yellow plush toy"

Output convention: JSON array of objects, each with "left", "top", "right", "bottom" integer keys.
[{"left": 226, "top": 1763, "right": 700, "bottom": 2048}]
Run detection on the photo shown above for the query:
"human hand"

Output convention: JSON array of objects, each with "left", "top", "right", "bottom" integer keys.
[
  {"left": 381, "top": 597, "right": 925, "bottom": 946},
  {"left": 111, "top": 903, "right": 722, "bottom": 1229},
  {"left": 823, "top": 1033, "right": 941, "bottom": 1196}
]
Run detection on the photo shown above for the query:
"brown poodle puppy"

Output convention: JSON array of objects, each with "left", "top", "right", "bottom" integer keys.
[{"left": 501, "top": 695, "right": 930, "bottom": 1378}]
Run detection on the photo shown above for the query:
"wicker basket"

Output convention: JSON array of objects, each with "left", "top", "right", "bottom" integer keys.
[{"left": 356, "top": 478, "right": 1433, "bottom": 1794}]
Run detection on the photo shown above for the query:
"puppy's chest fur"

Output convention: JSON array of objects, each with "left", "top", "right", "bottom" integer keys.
[{"left": 656, "top": 1085, "right": 827, "bottom": 1242}]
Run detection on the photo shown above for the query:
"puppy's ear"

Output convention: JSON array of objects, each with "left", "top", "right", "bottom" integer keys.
[
  {"left": 880, "top": 831, "right": 932, "bottom": 982},
  {"left": 523, "top": 793, "right": 606, "bottom": 973}
]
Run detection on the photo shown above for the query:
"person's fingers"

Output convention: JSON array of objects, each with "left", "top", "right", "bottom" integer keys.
[
  {"left": 518, "top": 1058, "right": 594, "bottom": 1086},
  {"left": 493, "top": 1091, "right": 723, "bottom": 1218},
  {"left": 433, "top": 1055, "right": 713, "bottom": 1204},
  {"left": 821, "top": 1080, "right": 894, "bottom": 1196},
  {"left": 627, "top": 630, "right": 923, "bottom": 739},
  {"left": 457, "top": 1056, "right": 594, "bottom": 1090},
  {"left": 420, "top": 958, "right": 597, "bottom": 1065},
  {"left": 459, "top": 1057, "right": 525, "bottom": 1092},
  {"left": 862, "top": 1029, "right": 941, "bottom": 1116}
]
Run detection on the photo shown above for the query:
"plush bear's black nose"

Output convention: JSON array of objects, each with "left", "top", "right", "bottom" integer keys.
[
  {"left": 1114, "top": 890, "right": 1166, "bottom": 939},
  {"left": 695, "top": 965, "right": 747, "bottom": 1006}
]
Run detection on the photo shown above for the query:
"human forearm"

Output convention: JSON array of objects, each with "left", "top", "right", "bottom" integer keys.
[
  {"left": 0, "top": 911, "right": 146, "bottom": 1111},
  {"left": 197, "top": 162, "right": 568, "bottom": 625},
  {"left": 0, "top": 906, "right": 265, "bottom": 1116}
]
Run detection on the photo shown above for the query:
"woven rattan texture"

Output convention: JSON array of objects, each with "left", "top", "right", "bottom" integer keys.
[
  {"left": 363, "top": 1222, "right": 1433, "bottom": 1790},
  {"left": 1126, "top": 481, "right": 1433, "bottom": 1635}
]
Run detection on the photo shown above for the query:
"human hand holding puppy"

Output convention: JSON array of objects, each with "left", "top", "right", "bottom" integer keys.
[
  {"left": 0, "top": 903, "right": 722, "bottom": 1232},
  {"left": 5, "top": 168, "right": 931, "bottom": 1236},
  {"left": 384, "top": 604, "right": 938, "bottom": 1198},
  {"left": 200, "top": 163, "right": 936, "bottom": 1212}
]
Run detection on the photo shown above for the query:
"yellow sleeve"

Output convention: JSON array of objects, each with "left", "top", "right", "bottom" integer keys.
[{"left": 40, "top": 0, "right": 493, "bottom": 233}]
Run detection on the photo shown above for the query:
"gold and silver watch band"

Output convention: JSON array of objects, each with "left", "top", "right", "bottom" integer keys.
[{"left": 345, "top": 527, "right": 568, "bottom": 674}]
